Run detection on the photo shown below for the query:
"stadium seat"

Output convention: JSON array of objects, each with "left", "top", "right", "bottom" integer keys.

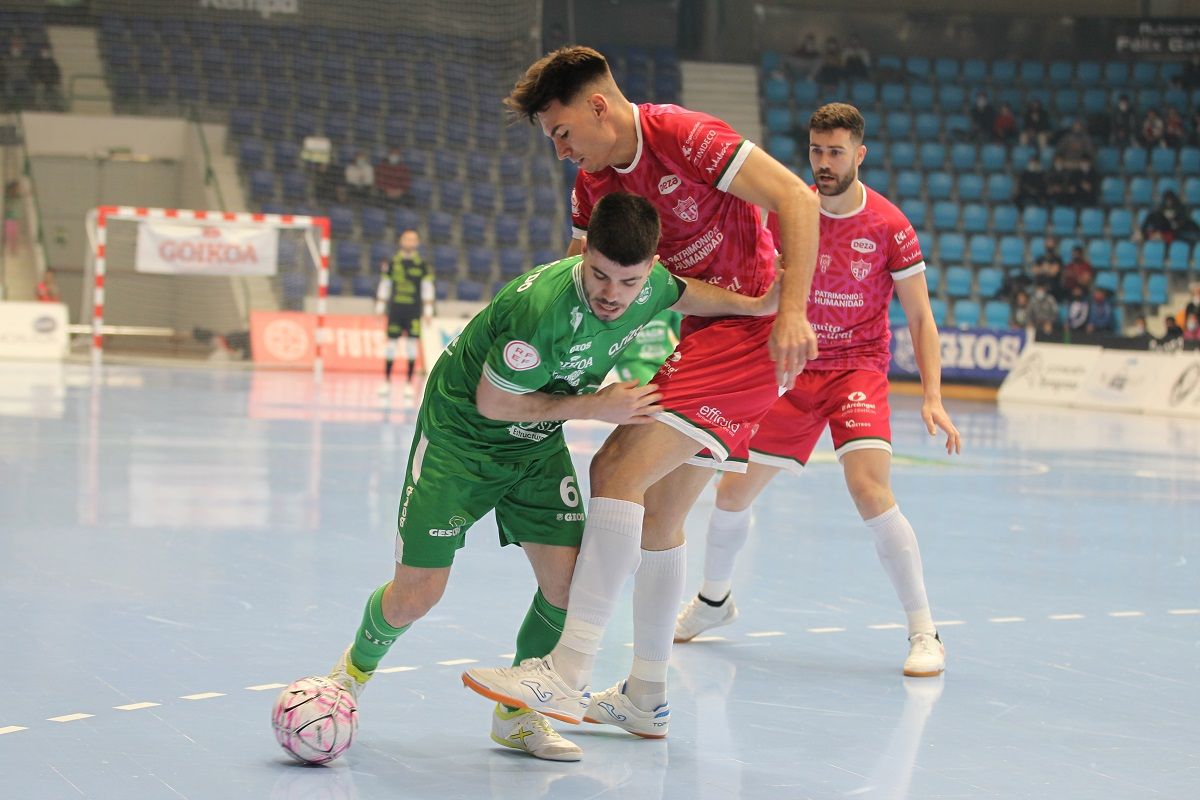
[
  {"left": 793, "top": 80, "right": 818, "bottom": 106},
  {"left": 533, "top": 185, "right": 560, "bottom": 217},
  {"left": 498, "top": 247, "right": 526, "bottom": 278},
  {"left": 850, "top": 81, "right": 877, "bottom": 107},
  {"left": 962, "top": 203, "right": 988, "bottom": 233},
  {"left": 953, "top": 299, "right": 981, "bottom": 328},
  {"left": 470, "top": 183, "right": 498, "bottom": 215},
  {"left": 407, "top": 178, "right": 433, "bottom": 209},
  {"left": 1087, "top": 240, "right": 1112, "bottom": 270},
  {"left": 914, "top": 113, "right": 940, "bottom": 140},
  {"left": 1123, "top": 146, "right": 1148, "bottom": 173},
  {"left": 369, "top": 240, "right": 392, "bottom": 269},
  {"left": 432, "top": 244, "right": 458, "bottom": 276},
  {"left": 494, "top": 215, "right": 521, "bottom": 247},
  {"left": 1104, "top": 63, "right": 1130, "bottom": 84},
  {"left": 1146, "top": 274, "right": 1168, "bottom": 306},
  {"left": 528, "top": 217, "right": 556, "bottom": 247},
  {"left": 327, "top": 205, "right": 354, "bottom": 238},
  {"left": 926, "top": 172, "right": 953, "bottom": 201},
  {"left": 1078, "top": 207, "right": 1105, "bottom": 238},
  {"left": 466, "top": 246, "right": 494, "bottom": 279},
  {"left": 765, "top": 107, "right": 792, "bottom": 134},
  {"left": 950, "top": 143, "right": 977, "bottom": 172},
  {"left": 962, "top": 59, "right": 987, "bottom": 83},
  {"left": 934, "top": 57, "right": 959, "bottom": 82},
  {"left": 1167, "top": 241, "right": 1192, "bottom": 273},
  {"left": 939, "top": 234, "right": 967, "bottom": 265},
  {"left": 991, "top": 60, "right": 1017, "bottom": 82},
  {"left": 992, "top": 205, "right": 1019, "bottom": 234},
  {"left": 984, "top": 300, "right": 1011, "bottom": 329},
  {"left": 895, "top": 170, "right": 922, "bottom": 199},
  {"left": 929, "top": 297, "right": 948, "bottom": 326},
  {"left": 903, "top": 201, "right": 927, "bottom": 228},
  {"left": 459, "top": 213, "right": 488, "bottom": 246},
  {"left": 886, "top": 112, "right": 913, "bottom": 140},
  {"left": 1184, "top": 177, "right": 1200, "bottom": 206},
  {"left": 1141, "top": 240, "right": 1166, "bottom": 269},
  {"left": 768, "top": 135, "right": 796, "bottom": 164},
  {"left": 945, "top": 265, "right": 972, "bottom": 297},
  {"left": 1100, "top": 177, "right": 1125, "bottom": 206},
  {"left": 979, "top": 144, "right": 1007, "bottom": 173},
  {"left": 457, "top": 280, "right": 485, "bottom": 302},
  {"left": 272, "top": 141, "right": 299, "bottom": 173},
  {"left": 1113, "top": 240, "right": 1139, "bottom": 271},
  {"left": 919, "top": 142, "right": 946, "bottom": 170},
  {"left": 281, "top": 171, "right": 308, "bottom": 203},
  {"left": 1048, "top": 61, "right": 1073, "bottom": 84},
  {"left": 977, "top": 266, "right": 1003, "bottom": 298},
  {"left": 1082, "top": 88, "right": 1108, "bottom": 115},
  {"left": 1120, "top": 273, "right": 1143, "bottom": 303},
  {"left": 393, "top": 208, "right": 419, "bottom": 236},
  {"left": 969, "top": 235, "right": 996, "bottom": 266},
  {"left": 889, "top": 142, "right": 916, "bottom": 169},
  {"left": 1054, "top": 89, "right": 1080, "bottom": 115},
  {"left": 1019, "top": 61, "right": 1044, "bottom": 84},
  {"left": 1128, "top": 177, "right": 1154, "bottom": 205},
  {"left": 1181, "top": 148, "right": 1200, "bottom": 176},
  {"left": 1108, "top": 208, "right": 1133, "bottom": 238},
  {"left": 861, "top": 168, "right": 889, "bottom": 192},
  {"left": 1094, "top": 146, "right": 1120, "bottom": 175},
  {"left": 237, "top": 138, "right": 265, "bottom": 170},
  {"left": 998, "top": 236, "right": 1025, "bottom": 268},
  {"left": 924, "top": 265, "right": 942, "bottom": 293},
  {"left": 351, "top": 274, "right": 376, "bottom": 298},
  {"left": 764, "top": 77, "right": 789, "bottom": 106},
  {"left": 1022, "top": 206, "right": 1048, "bottom": 233},
  {"left": 908, "top": 85, "right": 935, "bottom": 112},
  {"left": 1150, "top": 148, "right": 1177, "bottom": 174},
  {"left": 938, "top": 85, "right": 966, "bottom": 110},
  {"left": 933, "top": 201, "right": 960, "bottom": 229},
  {"left": 334, "top": 241, "right": 362, "bottom": 275},
  {"left": 249, "top": 169, "right": 275, "bottom": 202},
  {"left": 880, "top": 83, "right": 906, "bottom": 108},
  {"left": 958, "top": 175, "right": 984, "bottom": 202},
  {"left": 1094, "top": 271, "right": 1118, "bottom": 294},
  {"left": 427, "top": 211, "right": 454, "bottom": 244},
  {"left": 1050, "top": 207, "right": 1077, "bottom": 237}
]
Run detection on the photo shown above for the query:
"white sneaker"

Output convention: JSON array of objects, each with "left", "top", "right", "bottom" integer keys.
[
  {"left": 583, "top": 683, "right": 669, "bottom": 739},
  {"left": 903, "top": 632, "right": 945, "bottom": 677},
  {"left": 490, "top": 704, "right": 582, "bottom": 762},
  {"left": 327, "top": 646, "right": 372, "bottom": 701},
  {"left": 377, "top": 382, "right": 392, "bottom": 397},
  {"left": 673, "top": 594, "right": 739, "bottom": 643},
  {"left": 402, "top": 382, "right": 415, "bottom": 399},
  {"left": 462, "top": 656, "right": 590, "bottom": 725}
]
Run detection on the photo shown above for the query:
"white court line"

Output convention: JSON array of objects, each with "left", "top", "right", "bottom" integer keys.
[
  {"left": 868, "top": 623, "right": 905, "bottom": 630},
  {"left": 689, "top": 635, "right": 727, "bottom": 642},
  {"left": 746, "top": 631, "right": 786, "bottom": 638},
  {"left": 1108, "top": 611, "right": 1145, "bottom": 618},
  {"left": 0, "top": 726, "right": 28, "bottom": 735},
  {"left": 989, "top": 617, "right": 1025, "bottom": 623},
  {"left": 498, "top": 653, "right": 515, "bottom": 659},
  {"left": 1049, "top": 614, "right": 1085, "bottom": 620},
  {"left": 179, "top": 693, "right": 225, "bottom": 701},
  {"left": 807, "top": 627, "right": 846, "bottom": 634},
  {"left": 375, "top": 665, "right": 418, "bottom": 674},
  {"left": 933, "top": 620, "right": 966, "bottom": 626},
  {"left": 1168, "top": 608, "right": 1200, "bottom": 615},
  {"left": 47, "top": 714, "right": 93, "bottom": 723},
  {"left": 114, "top": 702, "right": 160, "bottom": 711},
  {"left": 245, "top": 684, "right": 287, "bottom": 692},
  {"left": 436, "top": 658, "right": 477, "bottom": 666}
]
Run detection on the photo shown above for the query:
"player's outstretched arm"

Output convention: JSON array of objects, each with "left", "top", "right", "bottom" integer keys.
[
  {"left": 476, "top": 376, "right": 663, "bottom": 426},
  {"left": 895, "top": 272, "right": 962, "bottom": 455},
  {"left": 670, "top": 275, "right": 779, "bottom": 318}
]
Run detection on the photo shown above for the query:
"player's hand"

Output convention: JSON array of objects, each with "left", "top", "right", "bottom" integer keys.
[
  {"left": 922, "top": 399, "right": 961, "bottom": 455},
  {"left": 591, "top": 380, "right": 663, "bottom": 425},
  {"left": 749, "top": 278, "right": 781, "bottom": 317},
  {"left": 768, "top": 313, "right": 819, "bottom": 390}
]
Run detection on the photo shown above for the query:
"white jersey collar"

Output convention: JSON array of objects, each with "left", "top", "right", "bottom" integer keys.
[
  {"left": 819, "top": 181, "right": 868, "bottom": 219},
  {"left": 614, "top": 103, "right": 644, "bottom": 174}
]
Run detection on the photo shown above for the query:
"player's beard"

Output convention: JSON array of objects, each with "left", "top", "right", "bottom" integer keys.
[{"left": 814, "top": 168, "right": 856, "bottom": 197}]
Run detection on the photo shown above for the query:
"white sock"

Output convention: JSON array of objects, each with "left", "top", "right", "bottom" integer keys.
[
  {"left": 552, "top": 497, "right": 644, "bottom": 689},
  {"left": 865, "top": 505, "right": 935, "bottom": 636},
  {"left": 700, "top": 506, "right": 752, "bottom": 600},
  {"left": 625, "top": 544, "right": 685, "bottom": 710},
  {"left": 626, "top": 658, "right": 669, "bottom": 712}
]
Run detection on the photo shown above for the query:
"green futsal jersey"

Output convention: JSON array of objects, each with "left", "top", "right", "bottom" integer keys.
[{"left": 418, "top": 255, "right": 683, "bottom": 461}]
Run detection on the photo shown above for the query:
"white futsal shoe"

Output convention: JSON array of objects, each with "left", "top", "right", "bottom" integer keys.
[
  {"left": 462, "top": 655, "right": 590, "bottom": 724},
  {"left": 903, "top": 632, "right": 945, "bottom": 677},
  {"left": 673, "top": 594, "right": 739, "bottom": 642},
  {"left": 327, "top": 646, "right": 372, "bottom": 700},
  {"left": 583, "top": 683, "right": 670, "bottom": 739},
  {"left": 490, "top": 704, "right": 583, "bottom": 762}
]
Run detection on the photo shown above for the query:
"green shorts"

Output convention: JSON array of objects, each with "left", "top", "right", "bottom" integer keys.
[{"left": 394, "top": 425, "right": 586, "bottom": 568}]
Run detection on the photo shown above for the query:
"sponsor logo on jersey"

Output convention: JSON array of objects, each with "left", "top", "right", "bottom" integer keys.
[
  {"left": 506, "top": 420, "right": 561, "bottom": 442},
  {"left": 556, "top": 512, "right": 586, "bottom": 522},
  {"left": 429, "top": 514, "right": 466, "bottom": 538},
  {"left": 844, "top": 419, "right": 866, "bottom": 428},
  {"left": 681, "top": 122, "right": 702, "bottom": 160},
  {"left": 570, "top": 189, "right": 579, "bottom": 217},
  {"left": 673, "top": 196, "right": 699, "bottom": 223},
  {"left": 894, "top": 229, "right": 908, "bottom": 244},
  {"left": 635, "top": 283, "right": 653, "bottom": 304},
  {"left": 850, "top": 257, "right": 872, "bottom": 281},
  {"left": 608, "top": 323, "right": 648, "bottom": 356},
  {"left": 658, "top": 174, "right": 681, "bottom": 195},
  {"left": 699, "top": 404, "right": 741, "bottom": 434},
  {"left": 569, "top": 341, "right": 592, "bottom": 353},
  {"left": 851, "top": 238, "right": 877, "bottom": 254},
  {"left": 819, "top": 253, "right": 831, "bottom": 273},
  {"left": 570, "top": 305, "right": 583, "bottom": 332},
  {"left": 503, "top": 340, "right": 541, "bottom": 371},
  {"left": 694, "top": 130, "right": 718, "bottom": 165},
  {"left": 665, "top": 227, "right": 724, "bottom": 272}
]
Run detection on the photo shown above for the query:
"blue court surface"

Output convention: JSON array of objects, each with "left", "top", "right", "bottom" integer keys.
[{"left": 1, "top": 361, "right": 1197, "bottom": 800}]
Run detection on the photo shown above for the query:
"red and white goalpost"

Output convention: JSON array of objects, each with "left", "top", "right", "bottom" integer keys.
[{"left": 85, "top": 206, "right": 331, "bottom": 375}]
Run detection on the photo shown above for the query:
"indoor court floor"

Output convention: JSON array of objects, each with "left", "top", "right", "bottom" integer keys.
[{"left": 1, "top": 361, "right": 1197, "bottom": 799}]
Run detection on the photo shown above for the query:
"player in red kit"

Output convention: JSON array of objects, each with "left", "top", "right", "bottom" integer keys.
[
  {"left": 461, "top": 46, "right": 820, "bottom": 736},
  {"left": 674, "top": 103, "right": 962, "bottom": 678}
]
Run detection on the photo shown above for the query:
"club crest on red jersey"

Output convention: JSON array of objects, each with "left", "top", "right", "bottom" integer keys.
[
  {"left": 850, "top": 257, "right": 872, "bottom": 281},
  {"left": 819, "top": 254, "right": 831, "bottom": 273},
  {"left": 673, "top": 196, "right": 699, "bottom": 223}
]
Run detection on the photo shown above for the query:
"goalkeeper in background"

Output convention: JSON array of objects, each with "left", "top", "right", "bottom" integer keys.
[{"left": 376, "top": 229, "right": 433, "bottom": 398}]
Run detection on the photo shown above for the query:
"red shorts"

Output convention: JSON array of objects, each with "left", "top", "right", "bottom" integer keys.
[
  {"left": 650, "top": 315, "right": 781, "bottom": 462},
  {"left": 715, "top": 369, "right": 892, "bottom": 474}
]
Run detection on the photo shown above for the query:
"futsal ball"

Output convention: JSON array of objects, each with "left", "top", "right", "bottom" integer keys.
[{"left": 272, "top": 676, "right": 358, "bottom": 764}]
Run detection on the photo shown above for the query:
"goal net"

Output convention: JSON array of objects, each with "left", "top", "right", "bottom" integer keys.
[{"left": 84, "top": 206, "right": 330, "bottom": 369}]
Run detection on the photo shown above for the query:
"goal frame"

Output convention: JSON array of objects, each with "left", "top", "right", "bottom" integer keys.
[{"left": 85, "top": 206, "right": 331, "bottom": 375}]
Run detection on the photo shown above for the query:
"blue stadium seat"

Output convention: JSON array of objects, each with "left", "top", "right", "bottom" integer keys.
[
  {"left": 906, "top": 56, "right": 931, "bottom": 77},
  {"left": 1120, "top": 273, "right": 1143, "bottom": 303},
  {"left": 327, "top": 205, "right": 354, "bottom": 238},
  {"left": 1181, "top": 148, "right": 1200, "bottom": 175},
  {"left": 940, "top": 235, "right": 966, "bottom": 266},
  {"left": 949, "top": 144, "right": 977, "bottom": 172},
  {"left": 533, "top": 185, "right": 560, "bottom": 217},
  {"left": 969, "top": 236, "right": 996, "bottom": 267},
  {"left": 765, "top": 107, "right": 792, "bottom": 134},
  {"left": 992, "top": 205, "right": 1019, "bottom": 235},
  {"left": 439, "top": 180, "right": 465, "bottom": 213},
  {"left": 407, "top": 178, "right": 434, "bottom": 209},
  {"left": 961, "top": 203, "right": 988, "bottom": 233},
  {"left": 498, "top": 247, "right": 526, "bottom": 278},
  {"left": 927, "top": 172, "right": 953, "bottom": 201},
  {"left": 889, "top": 142, "right": 916, "bottom": 169},
  {"left": 1185, "top": 177, "right": 1200, "bottom": 206},
  {"left": 501, "top": 184, "right": 528, "bottom": 215},
  {"left": 1050, "top": 207, "right": 1077, "bottom": 237},
  {"left": 1104, "top": 63, "right": 1130, "bottom": 84},
  {"left": 432, "top": 244, "right": 458, "bottom": 276},
  {"left": 1141, "top": 240, "right": 1166, "bottom": 269},
  {"left": 1094, "top": 146, "right": 1120, "bottom": 175},
  {"left": 1108, "top": 208, "right": 1133, "bottom": 238},
  {"left": 1132, "top": 60, "right": 1159, "bottom": 85},
  {"left": 1054, "top": 89, "right": 1080, "bottom": 115},
  {"left": 459, "top": 213, "right": 488, "bottom": 246},
  {"left": 918, "top": 142, "right": 945, "bottom": 170},
  {"left": 494, "top": 215, "right": 521, "bottom": 247},
  {"left": 1100, "top": 177, "right": 1125, "bottom": 206},
  {"left": 1094, "top": 270, "right": 1118, "bottom": 294},
  {"left": 528, "top": 217, "right": 557, "bottom": 248},
  {"left": 1146, "top": 274, "right": 1168, "bottom": 306},
  {"left": 793, "top": 80, "right": 818, "bottom": 106},
  {"left": 1082, "top": 88, "right": 1108, "bottom": 115},
  {"left": 369, "top": 240, "right": 393, "bottom": 269},
  {"left": 281, "top": 170, "right": 308, "bottom": 203},
  {"left": 850, "top": 81, "right": 878, "bottom": 107},
  {"left": 768, "top": 135, "right": 796, "bottom": 163},
  {"left": 929, "top": 298, "right": 948, "bottom": 326},
  {"left": 764, "top": 77, "right": 789, "bottom": 106},
  {"left": 1128, "top": 176, "right": 1154, "bottom": 205},
  {"left": 861, "top": 168, "right": 889, "bottom": 192},
  {"left": 457, "top": 280, "right": 485, "bottom": 302},
  {"left": 934, "top": 57, "right": 959, "bottom": 82},
  {"left": 1078, "top": 207, "right": 1105, "bottom": 238},
  {"left": 1047, "top": 61, "right": 1073, "bottom": 84},
  {"left": 1150, "top": 148, "right": 1177, "bottom": 175},
  {"left": 958, "top": 175, "right": 984, "bottom": 203},
  {"left": 350, "top": 274, "right": 375, "bottom": 298},
  {"left": 1113, "top": 240, "right": 1139, "bottom": 271},
  {"left": 991, "top": 60, "right": 1017, "bottom": 82},
  {"left": 393, "top": 207, "right": 419, "bottom": 235},
  {"left": 335, "top": 240, "right": 362, "bottom": 275},
  {"left": 908, "top": 85, "right": 935, "bottom": 112},
  {"left": 1087, "top": 240, "right": 1112, "bottom": 269},
  {"left": 998, "top": 236, "right": 1025, "bottom": 268},
  {"left": 272, "top": 141, "right": 299, "bottom": 173},
  {"left": 914, "top": 113, "right": 940, "bottom": 140},
  {"left": 249, "top": 169, "right": 275, "bottom": 201},
  {"left": 359, "top": 206, "right": 386, "bottom": 241},
  {"left": 886, "top": 112, "right": 913, "bottom": 139},
  {"left": 962, "top": 59, "right": 987, "bottom": 83},
  {"left": 924, "top": 265, "right": 942, "bottom": 293},
  {"left": 895, "top": 170, "right": 922, "bottom": 199},
  {"left": 984, "top": 300, "right": 1011, "bottom": 329},
  {"left": 880, "top": 83, "right": 906, "bottom": 107},
  {"left": 1123, "top": 146, "right": 1148, "bottom": 173},
  {"left": 470, "top": 184, "right": 497, "bottom": 215},
  {"left": 938, "top": 85, "right": 966, "bottom": 110},
  {"left": 953, "top": 299, "right": 981, "bottom": 327},
  {"left": 979, "top": 144, "right": 1007, "bottom": 173},
  {"left": 1167, "top": 241, "right": 1192, "bottom": 272},
  {"left": 986, "top": 175, "right": 1014, "bottom": 204},
  {"left": 1076, "top": 62, "right": 1102, "bottom": 84},
  {"left": 933, "top": 201, "right": 960, "bottom": 229},
  {"left": 238, "top": 138, "right": 265, "bottom": 170},
  {"left": 903, "top": 201, "right": 927, "bottom": 228},
  {"left": 466, "top": 246, "right": 494, "bottom": 279},
  {"left": 1022, "top": 206, "right": 1048, "bottom": 233},
  {"left": 427, "top": 211, "right": 454, "bottom": 244},
  {"left": 1018, "top": 60, "right": 1044, "bottom": 84}
]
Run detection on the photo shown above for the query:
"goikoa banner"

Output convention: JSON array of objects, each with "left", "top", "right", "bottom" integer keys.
[{"left": 135, "top": 222, "right": 279, "bottom": 276}]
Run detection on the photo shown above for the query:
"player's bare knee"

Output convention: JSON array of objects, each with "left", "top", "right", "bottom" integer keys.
[
  {"left": 846, "top": 477, "right": 893, "bottom": 519},
  {"left": 715, "top": 481, "right": 755, "bottom": 512}
]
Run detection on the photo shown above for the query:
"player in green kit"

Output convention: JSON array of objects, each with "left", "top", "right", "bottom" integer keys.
[
  {"left": 613, "top": 309, "right": 681, "bottom": 385},
  {"left": 319, "top": 193, "right": 778, "bottom": 761}
]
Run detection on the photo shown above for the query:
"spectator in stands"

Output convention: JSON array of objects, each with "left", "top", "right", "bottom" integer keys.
[
  {"left": 1010, "top": 288, "right": 1031, "bottom": 329},
  {"left": 1056, "top": 119, "right": 1096, "bottom": 167},
  {"left": 29, "top": 46, "right": 60, "bottom": 110},
  {"left": 1020, "top": 98, "right": 1052, "bottom": 151},
  {"left": 1164, "top": 107, "right": 1186, "bottom": 149},
  {"left": 1141, "top": 108, "right": 1165, "bottom": 149},
  {"left": 1014, "top": 155, "right": 1047, "bottom": 209},
  {"left": 2, "top": 36, "right": 31, "bottom": 111},
  {"left": 1073, "top": 157, "right": 1098, "bottom": 206},
  {"left": 993, "top": 102, "right": 1018, "bottom": 144},
  {"left": 313, "top": 161, "right": 344, "bottom": 207},
  {"left": 1061, "top": 246, "right": 1095, "bottom": 295},
  {"left": 785, "top": 32, "right": 821, "bottom": 78},
  {"left": 812, "top": 37, "right": 843, "bottom": 87},
  {"left": 1032, "top": 235, "right": 1064, "bottom": 297},
  {"left": 375, "top": 147, "right": 411, "bottom": 207},
  {"left": 1162, "top": 315, "right": 1184, "bottom": 343},
  {"left": 1142, "top": 191, "right": 1200, "bottom": 243},
  {"left": 1065, "top": 286, "right": 1089, "bottom": 332},
  {"left": 1185, "top": 312, "right": 1200, "bottom": 342},
  {"left": 1128, "top": 314, "right": 1151, "bottom": 340},
  {"left": 1028, "top": 283, "right": 1059, "bottom": 335},
  {"left": 1110, "top": 94, "right": 1138, "bottom": 148},
  {"left": 35, "top": 267, "right": 60, "bottom": 303},
  {"left": 1185, "top": 282, "right": 1200, "bottom": 322},
  {"left": 970, "top": 92, "right": 996, "bottom": 143},
  {"left": 345, "top": 151, "right": 375, "bottom": 204},
  {"left": 841, "top": 35, "right": 871, "bottom": 80},
  {"left": 1045, "top": 156, "right": 1074, "bottom": 207},
  {"left": 1086, "top": 288, "right": 1115, "bottom": 334},
  {"left": 1181, "top": 54, "right": 1200, "bottom": 90}
]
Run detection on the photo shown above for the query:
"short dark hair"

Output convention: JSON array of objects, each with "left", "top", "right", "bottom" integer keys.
[
  {"left": 810, "top": 102, "right": 866, "bottom": 143},
  {"left": 505, "top": 46, "right": 610, "bottom": 122},
  {"left": 587, "top": 192, "right": 660, "bottom": 266}
]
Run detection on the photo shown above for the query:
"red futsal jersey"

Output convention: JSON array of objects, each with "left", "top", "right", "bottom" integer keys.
[{"left": 768, "top": 183, "right": 925, "bottom": 374}]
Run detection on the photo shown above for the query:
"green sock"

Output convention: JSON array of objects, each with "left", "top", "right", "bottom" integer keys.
[
  {"left": 503, "top": 589, "right": 567, "bottom": 713},
  {"left": 349, "top": 582, "right": 410, "bottom": 674}
]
